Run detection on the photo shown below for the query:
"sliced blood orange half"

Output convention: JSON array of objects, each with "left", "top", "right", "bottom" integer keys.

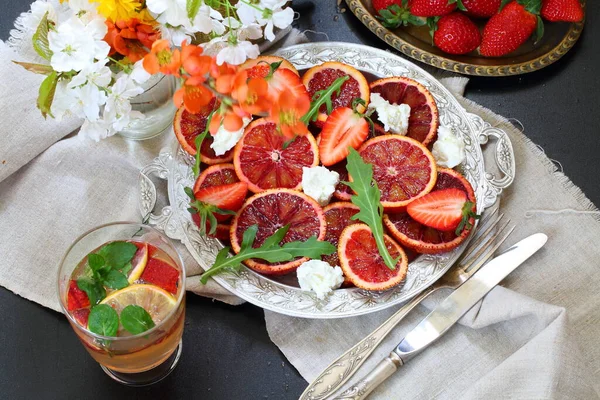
[
  {"left": 338, "top": 224, "right": 408, "bottom": 291},
  {"left": 241, "top": 55, "right": 299, "bottom": 77},
  {"left": 200, "top": 135, "right": 234, "bottom": 165},
  {"left": 323, "top": 202, "right": 360, "bottom": 287},
  {"left": 230, "top": 189, "right": 327, "bottom": 275},
  {"left": 357, "top": 135, "right": 437, "bottom": 211},
  {"left": 369, "top": 77, "right": 439, "bottom": 146},
  {"left": 193, "top": 163, "right": 239, "bottom": 192},
  {"left": 302, "top": 62, "right": 370, "bottom": 119},
  {"left": 384, "top": 168, "right": 476, "bottom": 254},
  {"left": 330, "top": 161, "right": 353, "bottom": 201},
  {"left": 233, "top": 118, "right": 319, "bottom": 193}
]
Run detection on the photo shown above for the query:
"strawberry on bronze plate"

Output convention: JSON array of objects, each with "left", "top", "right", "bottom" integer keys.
[{"left": 346, "top": 0, "right": 585, "bottom": 76}]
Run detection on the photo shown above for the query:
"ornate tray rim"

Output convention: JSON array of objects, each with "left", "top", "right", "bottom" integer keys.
[
  {"left": 139, "top": 42, "right": 516, "bottom": 318},
  {"left": 345, "top": 0, "right": 586, "bottom": 77}
]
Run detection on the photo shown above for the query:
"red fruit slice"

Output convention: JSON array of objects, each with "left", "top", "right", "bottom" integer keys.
[
  {"left": 233, "top": 118, "right": 319, "bottom": 193},
  {"left": 67, "top": 280, "right": 90, "bottom": 311},
  {"left": 174, "top": 98, "right": 215, "bottom": 155},
  {"left": 384, "top": 168, "right": 477, "bottom": 254},
  {"left": 128, "top": 242, "right": 149, "bottom": 283},
  {"left": 241, "top": 55, "right": 299, "bottom": 76},
  {"left": 323, "top": 202, "right": 360, "bottom": 286},
  {"left": 139, "top": 258, "right": 180, "bottom": 295},
  {"left": 338, "top": 224, "right": 408, "bottom": 291},
  {"left": 330, "top": 161, "right": 353, "bottom": 201},
  {"left": 369, "top": 77, "right": 439, "bottom": 146},
  {"left": 407, "top": 188, "right": 468, "bottom": 231},
  {"left": 302, "top": 62, "right": 370, "bottom": 120},
  {"left": 207, "top": 222, "right": 231, "bottom": 240},
  {"left": 193, "top": 163, "right": 239, "bottom": 192},
  {"left": 72, "top": 308, "right": 90, "bottom": 327},
  {"left": 319, "top": 107, "right": 370, "bottom": 166},
  {"left": 357, "top": 135, "right": 437, "bottom": 211},
  {"left": 193, "top": 181, "right": 248, "bottom": 222},
  {"left": 230, "top": 189, "right": 327, "bottom": 275},
  {"left": 199, "top": 135, "right": 235, "bottom": 165}
]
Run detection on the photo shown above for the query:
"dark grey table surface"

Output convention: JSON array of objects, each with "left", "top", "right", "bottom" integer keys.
[{"left": 1, "top": 1, "right": 598, "bottom": 399}]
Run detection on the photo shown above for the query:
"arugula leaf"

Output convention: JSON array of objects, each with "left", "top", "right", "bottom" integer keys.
[
  {"left": 77, "top": 278, "right": 106, "bottom": 306},
  {"left": 121, "top": 305, "right": 155, "bottom": 335},
  {"left": 192, "top": 110, "right": 215, "bottom": 177},
  {"left": 301, "top": 76, "right": 349, "bottom": 124},
  {"left": 32, "top": 12, "right": 53, "bottom": 61},
  {"left": 37, "top": 71, "right": 58, "bottom": 119},
  {"left": 88, "top": 305, "right": 119, "bottom": 337},
  {"left": 199, "top": 225, "right": 336, "bottom": 284},
  {"left": 103, "top": 270, "right": 129, "bottom": 290},
  {"left": 345, "top": 148, "right": 400, "bottom": 270},
  {"left": 98, "top": 241, "right": 137, "bottom": 270}
]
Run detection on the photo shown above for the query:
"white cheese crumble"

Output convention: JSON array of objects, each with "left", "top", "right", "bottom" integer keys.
[
  {"left": 301, "top": 166, "right": 340, "bottom": 207},
  {"left": 431, "top": 126, "right": 466, "bottom": 168},
  {"left": 297, "top": 260, "right": 344, "bottom": 299},
  {"left": 368, "top": 93, "right": 411, "bottom": 135},
  {"left": 210, "top": 117, "right": 251, "bottom": 156}
]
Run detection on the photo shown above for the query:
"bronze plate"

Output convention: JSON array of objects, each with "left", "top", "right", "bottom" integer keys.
[{"left": 345, "top": 0, "right": 585, "bottom": 76}]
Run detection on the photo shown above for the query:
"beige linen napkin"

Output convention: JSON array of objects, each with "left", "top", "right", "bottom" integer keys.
[{"left": 265, "top": 77, "right": 600, "bottom": 399}]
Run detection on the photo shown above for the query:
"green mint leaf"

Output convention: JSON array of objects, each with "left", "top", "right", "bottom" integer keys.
[
  {"left": 281, "top": 236, "right": 336, "bottom": 258},
  {"left": 186, "top": 0, "right": 201, "bottom": 20},
  {"left": 103, "top": 270, "right": 129, "bottom": 290},
  {"left": 345, "top": 148, "right": 400, "bottom": 270},
  {"left": 12, "top": 61, "right": 53, "bottom": 75},
  {"left": 88, "top": 253, "right": 105, "bottom": 273},
  {"left": 32, "top": 12, "right": 53, "bottom": 61},
  {"left": 301, "top": 76, "right": 349, "bottom": 124},
  {"left": 37, "top": 71, "right": 58, "bottom": 119},
  {"left": 120, "top": 305, "right": 155, "bottom": 335},
  {"left": 120, "top": 262, "right": 132, "bottom": 276},
  {"left": 88, "top": 304, "right": 119, "bottom": 336},
  {"left": 77, "top": 278, "right": 106, "bottom": 305},
  {"left": 98, "top": 241, "right": 138, "bottom": 270}
]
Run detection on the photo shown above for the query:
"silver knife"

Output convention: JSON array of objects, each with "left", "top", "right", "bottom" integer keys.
[{"left": 332, "top": 233, "right": 548, "bottom": 400}]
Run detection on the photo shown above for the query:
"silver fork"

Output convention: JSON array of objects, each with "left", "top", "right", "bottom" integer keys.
[{"left": 300, "top": 209, "right": 514, "bottom": 400}]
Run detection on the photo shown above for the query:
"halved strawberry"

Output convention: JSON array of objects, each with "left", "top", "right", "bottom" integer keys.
[
  {"left": 67, "top": 280, "right": 90, "bottom": 311},
  {"left": 406, "top": 188, "right": 478, "bottom": 232},
  {"left": 139, "top": 258, "right": 180, "bottom": 295},
  {"left": 72, "top": 308, "right": 90, "bottom": 327},
  {"left": 319, "top": 107, "right": 369, "bottom": 166},
  {"left": 187, "top": 181, "right": 247, "bottom": 235}
]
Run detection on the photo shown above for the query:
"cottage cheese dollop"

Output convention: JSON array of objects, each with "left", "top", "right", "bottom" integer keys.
[
  {"left": 297, "top": 260, "right": 344, "bottom": 299},
  {"left": 301, "top": 166, "right": 340, "bottom": 206},
  {"left": 368, "top": 93, "right": 411, "bottom": 135},
  {"left": 431, "top": 126, "right": 465, "bottom": 168},
  {"left": 210, "top": 117, "right": 251, "bottom": 156}
]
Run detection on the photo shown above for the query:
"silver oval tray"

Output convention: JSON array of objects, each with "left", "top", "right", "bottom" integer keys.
[{"left": 138, "top": 42, "right": 515, "bottom": 318}]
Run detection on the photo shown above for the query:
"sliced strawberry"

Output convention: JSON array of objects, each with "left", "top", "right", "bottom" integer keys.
[
  {"left": 72, "top": 308, "right": 90, "bottom": 327},
  {"left": 140, "top": 258, "right": 180, "bottom": 295},
  {"left": 319, "top": 107, "right": 369, "bottom": 166},
  {"left": 193, "top": 181, "right": 248, "bottom": 220},
  {"left": 67, "top": 280, "right": 90, "bottom": 311},
  {"left": 407, "top": 188, "right": 474, "bottom": 232}
]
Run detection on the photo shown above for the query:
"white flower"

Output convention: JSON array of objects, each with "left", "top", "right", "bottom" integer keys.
[
  {"left": 206, "top": 24, "right": 262, "bottom": 65},
  {"left": 68, "top": 0, "right": 98, "bottom": 14},
  {"left": 302, "top": 166, "right": 340, "bottom": 206},
  {"left": 216, "top": 40, "right": 259, "bottom": 65},
  {"left": 71, "top": 83, "right": 107, "bottom": 121},
  {"left": 104, "top": 76, "right": 145, "bottom": 130},
  {"left": 431, "top": 126, "right": 466, "bottom": 168},
  {"left": 147, "top": 0, "right": 190, "bottom": 29},
  {"left": 158, "top": 24, "right": 193, "bottom": 46},
  {"left": 78, "top": 118, "right": 114, "bottom": 142},
  {"left": 130, "top": 60, "right": 151, "bottom": 85},
  {"left": 368, "top": 93, "right": 411, "bottom": 135},
  {"left": 210, "top": 118, "right": 252, "bottom": 156},
  {"left": 51, "top": 80, "right": 76, "bottom": 121},
  {"left": 255, "top": 0, "right": 294, "bottom": 41},
  {"left": 21, "top": 1, "right": 57, "bottom": 31},
  {"left": 236, "top": 2, "right": 260, "bottom": 26},
  {"left": 297, "top": 260, "right": 344, "bottom": 300},
  {"left": 192, "top": 5, "right": 226, "bottom": 35},
  {"left": 69, "top": 59, "right": 112, "bottom": 88}
]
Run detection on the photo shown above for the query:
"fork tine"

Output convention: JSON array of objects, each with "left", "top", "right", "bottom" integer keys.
[
  {"left": 477, "top": 206, "right": 499, "bottom": 227},
  {"left": 462, "top": 222, "right": 515, "bottom": 277},
  {"left": 459, "top": 211, "right": 504, "bottom": 263}
]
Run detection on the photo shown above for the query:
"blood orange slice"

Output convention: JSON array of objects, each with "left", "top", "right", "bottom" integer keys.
[
  {"left": 207, "top": 222, "right": 230, "bottom": 241},
  {"left": 200, "top": 135, "right": 234, "bottom": 165},
  {"left": 233, "top": 118, "right": 319, "bottom": 193},
  {"left": 230, "top": 189, "right": 327, "bottom": 275},
  {"left": 384, "top": 168, "right": 476, "bottom": 254},
  {"left": 241, "top": 55, "right": 299, "bottom": 77},
  {"left": 302, "top": 62, "right": 370, "bottom": 119},
  {"left": 369, "top": 77, "right": 439, "bottom": 146},
  {"left": 338, "top": 224, "right": 408, "bottom": 291},
  {"left": 357, "top": 135, "right": 437, "bottom": 211},
  {"left": 193, "top": 163, "right": 239, "bottom": 192},
  {"left": 173, "top": 98, "right": 216, "bottom": 155},
  {"left": 323, "top": 202, "right": 360, "bottom": 286},
  {"left": 330, "top": 162, "right": 353, "bottom": 201}
]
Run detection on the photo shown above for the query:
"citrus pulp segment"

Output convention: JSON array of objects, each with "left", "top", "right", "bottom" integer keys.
[
  {"left": 337, "top": 224, "right": 408, "bottom": 291},
  {"left": 369, "top": 77, "right": 439, "bottom": 146},
  {"left": 383, "top": 168, "right": 476, "bottom": 254},
  {"left": 229, "top": 189, "right": 327, "bottom": 275},
  {"left": 193, "top": 163, "right": 239, "bottom": 192},
  {"left": 330, "top": 162, "right": 353, "bottom": 201},
  {"left": 357, "top": 135, "right": 437, "bottom": 211},
  {"left": 100, "top": 284, "right": 177, "bottom": 326},
  {"left": 233, "top": 119, "right": 319, "bottom": 193},
  {"left": 173, "top": 99, "right": 218, "bottom": 156},
  {"left": 127, "top": 242, "right": 149, "bottom": 284},
  {"left": 323, "top": 202, "right": 360, "bottom": 286}
]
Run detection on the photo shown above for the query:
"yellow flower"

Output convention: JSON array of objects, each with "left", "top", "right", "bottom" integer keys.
[{"left": 97, "top": 0, "right": 148, "bottom": 23}]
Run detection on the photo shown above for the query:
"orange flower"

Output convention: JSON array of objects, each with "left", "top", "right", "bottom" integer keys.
[
  {"left": 268, "top": 89, "right": 311, "bottom": 140},
  {"left": 143, "top": 39, "right": 181, "bottom": 76},
  {"left": 181, "top": 42, "right": 211, "bottom": 77},
  {"left": 210, "top": 62, "right": 239, "bottom": 95},
  {"left": 104, "top": 19, "right": 159, "bottom": 63},
  {"left": 209, "top": 106, "right": 250, "bottom": 135},
  {"left": 231, "top": 70, "right": 271, "bottom": 115},
  {"left": 174, "top": 76, "right": 214, "bottom": 114}
]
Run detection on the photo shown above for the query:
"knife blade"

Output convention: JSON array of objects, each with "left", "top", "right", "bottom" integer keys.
[{"left": 333, "top": 233, "right": 547, "bottom": 400}]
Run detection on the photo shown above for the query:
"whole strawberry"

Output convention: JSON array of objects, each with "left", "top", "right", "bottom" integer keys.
[
  {"left": 461, "top": 0, "right": 502, "bottom": 17},
  {"left": 480, "top": 1, "right": 541, "bottom": 57},
  {"left": 409, "top": 0, "right": 458, "bottom": 17},
  {"left": 373, "top": 0, "right": 403, "bottom": 12},
  {"left": 541, "top": 0, "right": 584, "bottom": 22},
  {"left": 434, "top": 13, "right": 481, "bottom": 55}
]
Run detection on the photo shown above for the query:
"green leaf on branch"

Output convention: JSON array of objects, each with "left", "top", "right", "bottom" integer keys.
[
  {"left": 121, "top": 305, "right": 155, "bottom": 335},
  {"left": 187, "top": 0, "right": 202, "bottom": 20},
  {"left": 199, "top": 225, "right": 336, "bottom": 284},
  {"left": 12, "top": 61, "right": 54, "bottom": 75},
  {"left": 103, "top": 270, "right": 129, "bottom": 290},
  {"left": 301, "top": 75, "right": 349, "bottom": 124},
  {"left": 32, "top": 12, "right": 53, "bottom": 61},
  {"left": 37, "top": 71, "right": 58, "bottom": 119},
  {"left": 345, "top": 148, "right": 400, "bottom": 270},
  {"left": 88, "top": 304, "right": 119, "bottom": 336}
]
